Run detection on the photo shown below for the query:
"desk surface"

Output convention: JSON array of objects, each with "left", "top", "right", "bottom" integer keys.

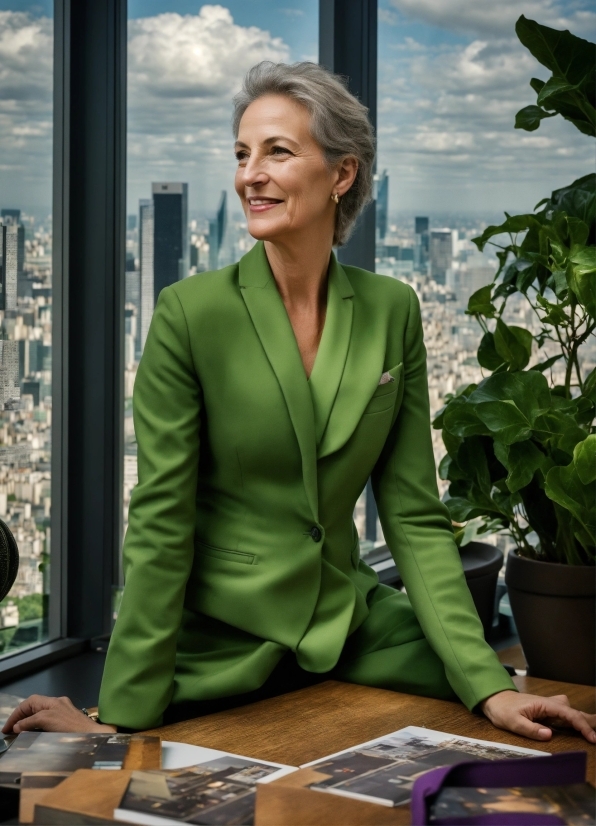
[{"left": 147, "top": 676, "right": 595, "bottom": 782}]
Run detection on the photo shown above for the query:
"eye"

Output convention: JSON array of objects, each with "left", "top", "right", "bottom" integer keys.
[
  {"left": 235, "top": 150, "right": 248, "bottom": 162},
  {"left": 271, "top": 145, "right": 292, "bottom": 157}
]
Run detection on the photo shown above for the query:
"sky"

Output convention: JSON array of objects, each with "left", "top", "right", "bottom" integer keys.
[{"left": 0, "top": 0, "right": 593, "bottom": 222}]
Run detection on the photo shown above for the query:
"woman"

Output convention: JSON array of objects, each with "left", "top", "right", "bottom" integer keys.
[{"left": 4, "top": 62, "right": 595, "bottom": 744}]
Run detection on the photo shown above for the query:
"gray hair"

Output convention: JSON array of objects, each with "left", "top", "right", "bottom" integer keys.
[{"left": 233, "top": 61, "right": 375, "bottom": 247}]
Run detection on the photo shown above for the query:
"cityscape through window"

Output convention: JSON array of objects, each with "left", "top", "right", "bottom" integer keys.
[
  {"left": 121, "top": 2, "right": 318, "bottom": 596},
  {"left": 0, "top": 1, "right": 54, "bottom": 656},
  {"left": 373, "top": 0, "right": 596, "bottom": 552}
]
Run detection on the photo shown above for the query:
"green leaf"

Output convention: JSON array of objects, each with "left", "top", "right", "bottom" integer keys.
[
  {"left": 548, "top": 269, "right": 568, "bottom": 297},
  {"left": 567, "top": 247, "right": 596, "bottom": 316},
  {"left": 515, "top": 104, "right": 556, "bottom": 132},
  {"left": 583, "top": 367, "right": 596, "bottom": 403},
  {"left": 438, "top": 454, "right": 451, "bottom": 481},
  {"left": 466, "top": 284, "right": 496, "bottom": 317},
  {"left": 536, "top": 76, "right": 578, "bottom": 106},
  {"left": 475, "top": 400, "right": 532, "bottom": 444},
  {"left": 494, "top": 319, "right": 532, "bottom": 371},
  {"left": 445, "top": 497, "right": 486, "bottom": 523},
  {"left": 530, "top": 354, "right": 563, "bottom": 373},
  {"left": 443, "top": 398, "right": 489, "bottom": 438},
  {"left": 499, "top": 441, "right": 546, "bottom": 493},
  {"left": 547, "top": 174, "right": 596, "bottom": 227},
  {"left": 469, "top": 370, "right": 551, "bottom": 425},
  {"left": 477, "top": 332, "right": 504, "bottom": 371},
  {"left": 545, "top": 439, "right": 596, "bottom": 548},
  {"left": 472, "top": 214, "right": 539, "bottom": 252},
  {"left": 575, "top": 435, "right": 596, "bottom": 485},
  {"left": 515, "top": 16, "right": 596, "bottom": 136},
  {"left": 567, "top": 217, "right": 590, "bottom": 247}
]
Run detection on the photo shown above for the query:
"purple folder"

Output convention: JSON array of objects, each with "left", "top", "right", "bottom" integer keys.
[{"left": 411, "top": 750, "right": 587, "bottom": 825}]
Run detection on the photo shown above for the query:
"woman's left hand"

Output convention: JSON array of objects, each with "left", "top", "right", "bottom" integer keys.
[
  {"left": 2, "top": 694, "right": 116, "bottom": 735},
  {"left": 481, "top": 690, "right": 596, "bottom": 744}
]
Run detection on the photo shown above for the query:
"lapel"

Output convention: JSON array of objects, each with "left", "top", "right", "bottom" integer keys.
[
  {"left": 239, "top": 242, "right": 318, "bottom": 520},
  {"left": 308, "top": 253, "right": 353, "bottom": 449},
  {"left": 318, "top": 265, "right": 390, "bottom": 460}
]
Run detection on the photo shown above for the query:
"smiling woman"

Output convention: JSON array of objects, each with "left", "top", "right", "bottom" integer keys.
[{"left": 4, "top": 55, "right": 596, "bottom": 748}]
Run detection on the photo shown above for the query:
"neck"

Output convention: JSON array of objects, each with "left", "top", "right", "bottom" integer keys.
[{"left": 264, "top": 234, "right": 332, "bottom": 311}]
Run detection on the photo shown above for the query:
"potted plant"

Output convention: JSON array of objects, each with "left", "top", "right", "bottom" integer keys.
[{"left": 433, "top": 16, "right": 595, "bottom": 685}]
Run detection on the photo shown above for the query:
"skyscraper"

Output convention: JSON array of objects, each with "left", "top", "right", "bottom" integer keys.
[
  {"left": 376, "top": 170, "right": 389, "bottom": 241},
  {"left": 208, "top": 190, "right": 228, "bottom": 271},
  {"left": 0, "top": 224, "right": 21, "bottom": 311},
  {"left": 138, "top": 198, "right": 154, "bottom": 353},
  {"left": 414, "top": 216, "right": 430, "bottom": 272},
  {"left": 152, "top": 182, "right": 189, "bottom": 304},
  {"left": 429, "top": 229, "right": 453, "bottom": 285}
]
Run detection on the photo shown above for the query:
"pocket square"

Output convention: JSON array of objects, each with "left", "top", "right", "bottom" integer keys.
[{"left": 378, "top": 371, "right": 395, "bottom": 385}]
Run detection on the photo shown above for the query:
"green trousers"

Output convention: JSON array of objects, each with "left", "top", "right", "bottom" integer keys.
[{"left": 167, "top": 584, "right": 457, "bottom": 724}]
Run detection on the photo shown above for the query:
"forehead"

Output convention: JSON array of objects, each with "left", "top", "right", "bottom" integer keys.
[{"left": 237, "top": 94, "right": 313, "bottom": 141}]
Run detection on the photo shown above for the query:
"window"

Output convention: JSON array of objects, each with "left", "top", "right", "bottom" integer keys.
[
  {"left": 0, "top": 1, "right": 54, "bottom": 656},
  {"left": 375, "top": 0, "right": 594, "bottom": 529},
  {"left": 120, "top": 2, "right": 318, "bottom": 589}
]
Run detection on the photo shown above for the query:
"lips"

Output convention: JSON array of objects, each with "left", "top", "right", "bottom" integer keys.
[{"left": 247, "top": 197, "right": 283, "bottom": 213}]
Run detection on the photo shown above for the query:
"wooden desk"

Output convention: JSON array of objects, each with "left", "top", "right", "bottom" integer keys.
[
  {"left": 35, "top": 677, "right": 595, "bottom": 825},
  {"left": 147, "top": 676, "right": 595, "bottom": 825}
]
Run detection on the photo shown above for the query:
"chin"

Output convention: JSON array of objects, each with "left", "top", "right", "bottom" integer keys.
[{"left": 246, "top": 218, "right": 289, "bottom": 243}]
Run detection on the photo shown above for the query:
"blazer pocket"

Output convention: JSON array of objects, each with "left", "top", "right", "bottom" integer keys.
[
  {"left": 364, "top": 363, "right": 403, "bottom": 415},
  {"left": 194, "top": 539, "right": 256, "bottom": 565}
]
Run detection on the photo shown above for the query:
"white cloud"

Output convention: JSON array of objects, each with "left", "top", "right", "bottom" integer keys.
[
  {"left": 127, "top": 5, "right": 290, "bottom": 214},
  {"left": 0, "top": 11, "right": 53, "bottom": 213},
  {"left": 389, "top": 0, "right": 596, "bottom": 39},
  {"left": 377, "top": 13, "right": 594, "bottom": 213}
]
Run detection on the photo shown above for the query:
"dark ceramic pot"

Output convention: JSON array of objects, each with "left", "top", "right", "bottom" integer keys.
[
  {"left": 0, "top": 517, "right": 18, "bottom": 602},
  {"left": 505, "top": 552, "right": 596, "bottom": 686}
]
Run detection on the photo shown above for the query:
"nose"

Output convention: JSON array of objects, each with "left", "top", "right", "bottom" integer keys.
[{"left": 239, "top": 154, "right": 269, "bottom": 190}]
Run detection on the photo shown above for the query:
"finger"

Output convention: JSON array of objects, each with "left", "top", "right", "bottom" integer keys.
[
  {"left": 2, "top": 695, "right": 54, "bottom": 733},
  {"left": 507, "top": 713, "right": 552, "bottom": 741},
  {"left": 12, "top": 712, "right": 55, "bottom": 733},
  {"left": 549, "top": 694, "right": 570, "bottom": 707},
  {"left": 531, "top": 701, "right": 596, "bottom": 744}
]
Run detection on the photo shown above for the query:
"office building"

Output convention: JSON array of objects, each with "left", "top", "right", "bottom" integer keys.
[
  {"left": 209, "top": 190, "right": 228, "bottom": 271},
  {"left": 138, "top": 198, "right": 154, "bottom": 352},
  {"left": 0, "top": 338, "right": 20, "bottom": 408},
  {"left": 1, "top": 223, "right": 21, "bottom": 311},
  {"left": 152, "top": 182, "right": 189, "bottom": 303},
  {"left": 376, "top": 170, "right": 389, "bottom": 241},
  {"left": 429, "top": 228, "right": 453, "bottom": 285},
  {"left": 414, "top": 216, "right": 429, "bottom": 272}
]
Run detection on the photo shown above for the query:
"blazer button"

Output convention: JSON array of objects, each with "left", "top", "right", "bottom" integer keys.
[{"left": 309, "top": 526, "right": 322, "bottom": 542}]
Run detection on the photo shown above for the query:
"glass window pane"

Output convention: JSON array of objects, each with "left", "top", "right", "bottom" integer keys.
[
  {"left": 376, "top": 1, "right": 594, "bottom": 540},
  {"left": 120, "top": 2, "right": 318, "bottom": 595},
  {"left": 0, "top": 1, "right": 54, "bottom": 655}
]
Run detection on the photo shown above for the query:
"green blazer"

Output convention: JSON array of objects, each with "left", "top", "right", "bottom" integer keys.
[{"left": 99, "top": 241, "right": 514, "bottom": 729}]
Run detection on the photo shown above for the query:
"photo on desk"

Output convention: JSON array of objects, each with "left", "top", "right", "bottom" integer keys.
[
  {"left": 303, "top": 725, "right": 544, "bottom": 808},
  {"left": 430, "top": 782, "right": 596, "bottom": 825},
  {"left": 115, "top": 750, "right": 296, "bottom": 826},
  {"left": 0, "top": 731, "right": 144, "bottom": 785}
]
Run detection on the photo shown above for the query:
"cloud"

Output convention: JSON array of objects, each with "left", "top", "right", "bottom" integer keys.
[
  {"left": 0, "top": 11, "right": 53, "bottom": 213},
  {"left": 377, "top": 17, "right": 593, "bottom": 213},
  {"left": 127, "top": 5, "right": 290, "bottom": 213},
  {"left": 389, "top": 0, "right": 596, "bottom": 39}
]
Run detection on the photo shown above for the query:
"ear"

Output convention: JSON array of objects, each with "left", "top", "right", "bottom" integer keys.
[{"left": 334, "top": 156, "right": 359, "bottom": 197}]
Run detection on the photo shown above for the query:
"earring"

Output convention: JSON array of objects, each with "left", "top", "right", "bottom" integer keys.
[{"left": 331, "top": 192, "right": 340, "bottom": 204}]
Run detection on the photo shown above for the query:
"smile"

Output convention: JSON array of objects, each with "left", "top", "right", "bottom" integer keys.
[{"left": 247, "top": 197, "right": 283, "bottom": 212}]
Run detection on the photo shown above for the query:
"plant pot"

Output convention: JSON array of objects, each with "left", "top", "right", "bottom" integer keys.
[
  {"left": 505, "top": 552, "right": 596, "bottom": 686},
  {"left": 459, "top": 541, "right": 504, "bottom": 638}
]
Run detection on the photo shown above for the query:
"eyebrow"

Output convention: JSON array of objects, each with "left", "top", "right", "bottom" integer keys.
[{"left": 234, "top": 136, "right": 299, "bottom": 149}]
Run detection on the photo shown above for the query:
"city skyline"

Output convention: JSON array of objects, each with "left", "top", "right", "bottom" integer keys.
[{"left": 1, "top": 1, "right": 594, "bottom": 217}]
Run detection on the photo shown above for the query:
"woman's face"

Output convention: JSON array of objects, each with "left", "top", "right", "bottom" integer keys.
[{"left": 234, "top": 94, "right": 352, "bottom": 245}]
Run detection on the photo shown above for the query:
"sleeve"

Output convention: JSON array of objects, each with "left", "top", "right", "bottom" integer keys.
[
  {"left": 98, "top": 286, "right": 201, "bottom": 729},
  {"left": 371, "top": 285, "right": 516, "bottom": 710}
]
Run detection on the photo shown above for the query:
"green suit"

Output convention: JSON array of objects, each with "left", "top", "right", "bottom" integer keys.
[{"left": 99, "top": 241, "right": 514, "bottom": 730}]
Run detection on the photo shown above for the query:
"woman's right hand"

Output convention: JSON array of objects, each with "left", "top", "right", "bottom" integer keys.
[{"left": 2, "top": 694, "right": 116, "bottom": 734}]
